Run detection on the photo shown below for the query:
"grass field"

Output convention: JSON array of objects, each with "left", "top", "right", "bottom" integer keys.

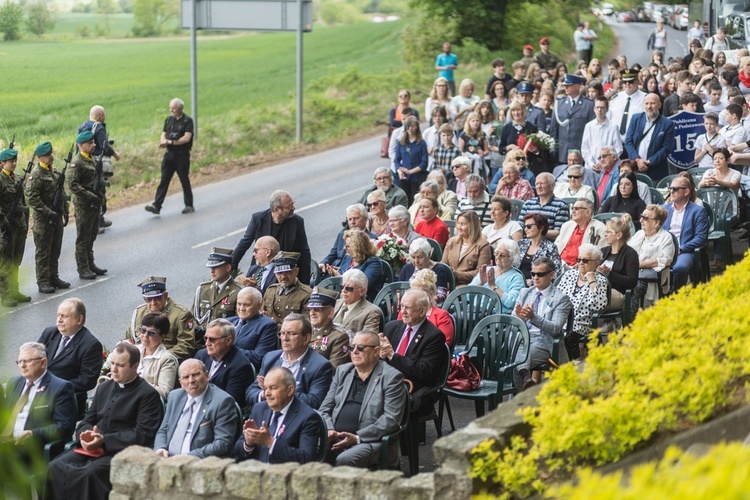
[{"left": 50, "top": 13, "right": 138, "bottom": 37}]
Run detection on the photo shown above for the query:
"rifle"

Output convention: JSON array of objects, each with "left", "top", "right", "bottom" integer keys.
[
  {"left": 8, "top": 134, "right": 15, "bottom": 150},
  {"left": 5, "top": 152, "right": 35, "bottom": 231},
  {"left": 52, "top": 143, "right": 75, "bottom": 227}
]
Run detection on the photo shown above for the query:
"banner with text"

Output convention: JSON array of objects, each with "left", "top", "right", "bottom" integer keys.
[{"left": 668, "top": 111, "right": 705, "bottom": 170}]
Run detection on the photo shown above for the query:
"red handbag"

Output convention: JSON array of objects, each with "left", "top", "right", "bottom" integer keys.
[
  {"left": 380, "top": 136, "right": 390, "bottom": 158},
  {"left": 446, "top": 354, "right": 481, "bottom": 391}
]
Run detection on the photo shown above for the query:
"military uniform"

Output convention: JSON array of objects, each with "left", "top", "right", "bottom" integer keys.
[
  {"left": 25, "top": 142, "right": 69, "bottom": 292},
  {"left": 309, "top": 323, "right": 350, "bottom": 369},
  {"left": 126, "top": 297, "right": 196, "bottom": 360},
  {"left": 193, "top": 279, "right": 242, "bottom": 326},
  {"left": 262, "top": 279, "right": 311, "bottom": 326},
  {"left": 549, "top": 74, "right": 596, "bottom": 164},
  {"left": 0, "top": 148, "right": 29, "bottom": 305}
]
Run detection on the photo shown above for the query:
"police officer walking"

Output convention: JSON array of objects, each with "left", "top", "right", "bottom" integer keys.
[
  {"left": 193, "top": 247, "right": 242, "bottom": 343},
  {"left": 25, "top": 142, "right": 71, "bottom": 293},
  {"left": 0, "top": 148, "right": 30, "bottom": 306}
]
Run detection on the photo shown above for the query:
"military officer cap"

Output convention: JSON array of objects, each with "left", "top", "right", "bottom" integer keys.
[
  {"left": 76, "top": 130, "right": 95, "bottom": 144},
  {"left": 516, "top": 81, "right": 535, "bottom": 94},
  {"left": 206, "top": 247, "right": 233, "bottom": 267},
  {"left": 308, "top": 288, "right": 338, "bottom": 308},
  {"left": 620, "top": 68, "right": 637, "bottom": 82},
  {"left": 35, "top": 142, "right": 53, "bottom": 157},
  {"left": 139, "top": 276, "right": 167, "bottom": 297},
  {"left": 561, "top": 74, "right": 586, "bottom": 86},
  {"left": 0, "top": 148, "right": 18, "bottom": 161},
  {"left": 273, "top": 251, "right": 300, "bottom": 272}
]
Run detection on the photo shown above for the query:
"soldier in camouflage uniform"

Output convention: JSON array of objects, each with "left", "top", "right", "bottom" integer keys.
[
  {"left": 0, "top": 148, "right": 30, "bottom": 306},
  {"left": 307, "top": 288, "right": 350, "bottom": 369},
  {"left": 67, "top": 131, "right": 106, "bottom": 280},
  {"left": 25, "top": 141, "right": 71, "bottom": 294},
  {"left": 262, "top": 252, "right": 311, "bottom": 327},
  {"left": 125, "top": 276, "right": 196, "bottom": 360},
  {"left": 192, "top": 247, "right": 242, "bottom": 344}
]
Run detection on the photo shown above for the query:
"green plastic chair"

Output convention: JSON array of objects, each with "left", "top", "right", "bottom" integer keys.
[
  {"left": 372, "top": 281, "right": 411, "bottom": 324},
  {"left": 441, "top": 286, "right": 502, "bottom": 351},
  {"left": 379, "top": 258, "right": 394, "bottom": 284},
  {"left": 424, "top": 237, "right": 443, "bottom": 261},
  {"left": 649, "top": 187, "right": 665, "bottom": 205},
  {"left": 636, "top": 172, "right": 654, "bottom": 188},
  {"left": 698, "top": 187, "right": 739, "bottom": 265},
  {"left": 444, "top": 219, "right": 455, "bottom": 237},
  {"left": 318, "top": 276, "right": 343, "bottom": 293},
  {"left": 510, "top": 199, "right": 525, "bottom": 221},
  {"left": 656, "top": 174, "right": 678, "bottom": 189},
  {"left": 593, "top": 212, "right": 636, "bottom": 236}
]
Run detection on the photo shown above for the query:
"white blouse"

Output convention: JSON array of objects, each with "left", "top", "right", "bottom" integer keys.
[{"left": 628, "top": 228, "right": 675, "bottom": 272}]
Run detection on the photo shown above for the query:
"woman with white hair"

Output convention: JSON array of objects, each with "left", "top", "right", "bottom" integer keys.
[
  {"left": 397, "top": 238, "right": 450, "bottom": 302},
  {"left": 387, "top": 206, "right": 420, "bottom": 245},
  {"left": 470, "top": 239, "right": 525, "bottom": 313},
  {"left": 447, "top": 156, "right": 473, "bottom": 200},
  {"left": 553, "top": 164, "right": 595, "bottom": 204}
]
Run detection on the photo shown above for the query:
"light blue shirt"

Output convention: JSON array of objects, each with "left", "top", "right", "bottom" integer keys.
[
  {"left": 470, "top": 267, "right": 526, "bottom": 313},
  {"left": 436, "top": 53, "right": 458, "bottom": 81}
]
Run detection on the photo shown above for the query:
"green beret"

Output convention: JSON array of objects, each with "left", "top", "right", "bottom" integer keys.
[
  {"left": 35, "top": 141, "right": 53, "bottom": 156},
  {"left": 0, "top": 148, "right": 18, "bottom": 161},
  {"left": 76, "top": 130, "right": 95, "bottom": 144}
]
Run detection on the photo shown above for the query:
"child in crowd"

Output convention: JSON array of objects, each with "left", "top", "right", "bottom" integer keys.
[
  {"left": 694, "top": 113, "right": 726, "bottom": 168},
  {"left": 458, "top": 112, "right": 489, "bottom": 177},
  {"left": 704, "top": 82, "right": 727, "bottom": 113},
  {"left": 433, "top": 123, "right": 461, "bottom": 175}
]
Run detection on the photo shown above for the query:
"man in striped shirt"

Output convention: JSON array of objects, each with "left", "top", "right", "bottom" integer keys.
[{"left": 517, "top": 172, "right": 569, "bottom": 240}]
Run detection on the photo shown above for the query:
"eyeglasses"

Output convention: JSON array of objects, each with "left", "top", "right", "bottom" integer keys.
[
  {"left": 205, "top": 335, "right": 228, "bottom": 344},
  {"left": 278, "top": 331, "right": 302, "bottom": 338},
  {"left": 639, "top": 215, "right": 654, "bottom": 220},
  {"left": 139, "top": 326, "right": 160, "bottom": 337},
  {"left": 530, "top": 271, "right": 552, "bottom": 278},
  {"left": 16, "top": 358, "right": 43, "bottom": 365},
  {"left": 374, "top": 176, "right": 390, "bottom": 181},
  {"left": 352, "top": 344, "right": 379, "bottom": 352},
  {"left": 524, "top": 224, "right": 536, "bottom": 229},
  {"left": 143, "top": 295, "right": 163, "bottom": 302},
  {"left": 495, "top": 253, "right": 510, "bottom": 259},
  {"left": 576, "top": 258, "right": 594, "bottom": 264},
  {"left": 252, "top": 247, "right": 270, "bottom": 253},
  {"left": 366, "top": 202, "right": 380, "bottom": 208},
  {"left": 342, "top": 285, "right": 356, "bottom": 292},
  {"left": 568, "top": 175, "right": 583, "bottom": 179},
  {"left": 514, "top": 158, "right": 528, "bottom": 163},
  {"left": 597, "top": 154, "right": 612, "bottom": 160},
  {"left": 399, "top": 94, "right": 409, "bottom": 98},
  {"left": 668, "top": 186, "right": 686, "bottom": 192}
]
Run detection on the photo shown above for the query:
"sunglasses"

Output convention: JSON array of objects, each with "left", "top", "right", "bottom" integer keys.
[
  {"left": 639, "top": 215, "right": 654, "bottom": 220},
  {"left": 668, "top": 186, "right": 686, "bottom": 192},
  {"left": 524, "top": 224, "right": 536, "bottom": 229},
  {"left": 399, "top": 94, "right": 409, "bottom": 98},
  {"left": 142, "top": 295, "right": 163, "bottom": 302},
  {"left": 366, "top": 202, "right": 380, "bottom": 208},
  {"left": 576, "top": 258, "right": 594, "bottom": 264},
  {"left": 204, "top": 336, "right": 227, "bottom": 343},
  {"left": 352, "top": 344, "right": 379, "bottom": 352},
  {"left": 568, "top": 175, "right": 583, "bottom": 179},
  {"left": 530, "top": 271, "right": 552, "bottom": 278},
  {"left": 138, "top": 326, "right": 160, "bottom": 337},
  {"left": 571, "top": 206, "right": 588, "bottom": 211},
  {"left": 342, "top": 286, "right": 356, "bottom": 292}
]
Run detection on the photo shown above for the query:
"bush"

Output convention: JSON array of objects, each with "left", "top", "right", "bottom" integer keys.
[{"left": 470, "top": 250, "right": 750, "bottom": 497}]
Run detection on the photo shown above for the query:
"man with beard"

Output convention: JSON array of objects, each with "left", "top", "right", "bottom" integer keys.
[
  {"left": 624, "top": 93, "right": 675, "bottom": 182},
  {"left": 456, "top": 174, "right": 492, "bottom": 226},
  {"left": 357, "top": 167, "right": 408, "bottom": 209}
]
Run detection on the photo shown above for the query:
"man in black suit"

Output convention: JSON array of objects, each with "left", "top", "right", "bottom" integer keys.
[
  {"left": 236, "top": 235, "right": 279, "bottom": 294},
  {"left": 379, "top": 289, "right": 447, "bottom": 413},
  {"left": 194, "top": 318, "right": 254, "bottom": 405},
  {"left": 231, "top": 190, "right": 312, "bottom": 285},
  {"left": 235, "top": 366, "right": 320, "bottom": 464},
  {"left": 228, "top": 287, "right": 278, "bottom": 371},
  {"left": 37, "top": 298, "right": 102, "bottom": 413},
  {"left": 4, "top": 342, "right": 76, "bottom": 455}
]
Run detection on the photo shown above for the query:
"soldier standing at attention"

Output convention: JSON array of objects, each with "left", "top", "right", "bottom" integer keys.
[
  {"left": 0, "top": 148, "right": 30, "bottom": 306},
  {"left": 25, "top": 142, "right": 71, "bottom": 294},
  {"left": 67, "top": 131, "right": 107, "bottom": 280},
  {"left": 262, "top": 252, "right": 312, "bottom": 328},
  {"left": 193, "top": 247, "right": 242, "bottom": 343}
]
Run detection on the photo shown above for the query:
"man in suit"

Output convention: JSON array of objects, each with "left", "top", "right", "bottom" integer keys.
[
  {"left": 333, "top": 269, "right": 383, "bottom": 334},
  {"left": 379, "top": 289, "right": 447, "bottom": 413},
  {"left": 46, "top": 343, "right": 163, "bottom": 500},
  {"left": 319, "top": 332, "right": 407, "bottom": 468},
  {"left": 192, "top": 247, "right": 242, "bottom": 340},
  {"left": 307, "top": 288, "right": 351, "bottom": 369},
  {"left": 550, "top": 74, "right": 596, "bottom": 164},
  {"left": 38, "top": 298, "right": 102, "bottom": 414},
  {"left": 231, "top": 190, "right": 312, "bottom": 285},
  {"left": 317, "top": 204, "right": 375, "bottom": 282},
  {"left": 229, "top": 287, "right": 278, "bottom": 371},
  {"left": 4, "top": 342, "right": 76, "bottom": 455},
  {"left": 624, "top": 93, "right": 675, "bottom": 182},
  {"left": 236, "top": 236, "right": 279, "bottom": 293},
  {"left": 246, "top": 313, "right": 333, "bottom": 410},
  {"left": 513, "top": 257, "right": 573, "bottom": 390},
  {"left": 154, "top": 359, "right": 238, "bottom": 458},
  {"left": 663, "top": 175, "right": 709, "bottom": 290},
  {"left": 194, "top": 318, "right": 254, "bottom": 404},
  {"left": 235, "top": 366, "right": 320, "bottom": 463}
]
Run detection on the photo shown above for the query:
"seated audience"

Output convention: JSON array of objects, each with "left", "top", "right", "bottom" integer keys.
[
  {"left": 398, "top": 238, "right": 451, "bottom": 302},
  {"left": 229, "top": 287, "right": 278, "bottom": 371},
  {"left": 456, "top": 174, "right": 492, "bottom": 226},
  {"left": 307, "top": 288, "right": 351, "bottom": 370},
  {"left": 236, "top": 235, "right": 280, "bottom": 294},
  {"left": 387, "top": 205, "right": 420, "bottom": 246},
  {"left": 470, "top": 239, "right": 526, "bottom": 313},
  {"left": 358, "top": 167, "right": 408, "bottom": 209},
  {"left": 442, "top": 210, "right": 493, "bottom": 286},
  {"left": 333, "top": 269, "right": 383, "bottom": 334},
  {"left": 403, "top": 269, "right": 455, "bottom": 346},
  {"left": 517, "top": 213, "right": 563, "bottom": 282},
  {"left": 329, "top": 230, "right": 384, "bottom": 302},
  {"left": 482, "top": 196, "right": 523, "bottom": 248},
  {"left": 427, "top": 170, "right": 459, "bottom": 220},
  {"left": 553, "top": 164, "right": 596, "bottom": 205},
  {"left": 195, "top": 319, "right": 254, "bottom": 405},
  {"left": 552, "top": 150, "right": 599, "bottom": 190},
  {"left": 629, "top": 204, "right": 676, "bottom": 309},
  {"left": 262, "top": 252, "right": 312, "bottom": 327},
  {"left": 599, "top": 172, "right": 646, "bottom": 229},
  {"left": 598, "top": 214, "right": 640, "bottom": 315},
  {"left": 366, "top": 190, "right": 391, "bottom": 237},
  {"left": 517, "top": 172, "right": 570, "bottom": 240},
  {"left": 318, "top": 204, "right": 375, "bottom": 280},
  {"left": 415, "top": 196, "right": 450, "bottom": 248},
  {"left": 447, "top": 156, "right": 472, "bottom": 200},
  {"left": 491, "top": 158, "right": 535, "bottom": 202},
  {"left": 489, "top": 149, "right": 535, "bottom": 196},
  {"left": 407, "top": 180, "right": 440, "bottom": 224},
  {"left": 555, "top": 198, "right": 606, "bottom": 269}
]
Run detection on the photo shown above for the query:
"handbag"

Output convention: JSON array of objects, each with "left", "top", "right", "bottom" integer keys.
[
  {"left": 380, "top": 136, "right": 390, "bottom": 158},
  {"left": 446, "top": 353, "right": 481, "bottom": 391}
]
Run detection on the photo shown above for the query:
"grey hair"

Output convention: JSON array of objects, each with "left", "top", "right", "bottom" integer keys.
[
  {"left": 283, "top": 313, "right": 312, "bottom": 336},
  {"left": 599, "top": 145, "right": 616, "bottom": 156},
  {"left": 420, "top": 180, "right": 439, "bottom": 196},
  {"left": 342, "top": 268, "right": 368, "bottom": 289},
  {"left": 388, "top": 205, "right": 410, "bottom": 222},
  {"left": 578, "top": 243, "right": 602, "bottom": 261},
  {"left": 19, "top": 342, "right": 46, "bottom": 359},
  {"left": 170, "top": 98, "right": 185, "bottom": 110},
  {"left": 567, "top": 164, "right": 583, "bottom": 174},
  {"left": 179, "top": 358, "right": 208, "bottom": 375},
  {"left": 465, "top": 173, "right": 486, "bottom": 190},
  {"left": 353, "top": 331, "right": 380, "bottom": 346},
  {"left": 404, "top": 289, "right": 430, "bottom": 311},
  {"left": 60, "top": 298, "right": 86, "bottom": 323},
  {"left": 367, "top": 190, "right": 387, "bottom": 202},
  {"left": 269, "top": 190, "right": 291, "bottom": 209},
  {"left": 347, "top": 203, "right": 368, "bottom": 218},
  {"left": 427, "top": 170, "right": 446, "bottom": 186},
  {"left": 532, "top": 256, "right": 556, "bottom": 273},
  {"left": 577, "top": 198, "right": 594, "bottom": 210},
  {"left": 266, "top": 366, "right": 296, "bottom": 388},
  {"left": 373, "top": 166, "right": 392, "bottom": 180},
  {"left": 238, "top": 286, "right": 262, "bottom": 304},
  {"left": 495, "top": 239, "right": 521, "bottom": 266},
  {"left": 409, "top": 238, "right": 433, "bottom": 259},
  {"left": 207, "top": 318, "right": 236, "bottom": 339},
  {"left": 537, "top": 172, "right": 555, "bottom": 186}
]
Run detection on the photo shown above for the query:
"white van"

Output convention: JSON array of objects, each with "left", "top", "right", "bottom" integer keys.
[{"left": 602, "top": 2, "right": 615, "bottom": 15}]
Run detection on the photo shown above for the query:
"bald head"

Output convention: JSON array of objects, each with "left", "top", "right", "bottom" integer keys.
[
  {"left": 255, "top": 236, "right": 279, "bottom": 266},
  {"left": 90, "top": 105, "right": 105, "bottom": 122}
]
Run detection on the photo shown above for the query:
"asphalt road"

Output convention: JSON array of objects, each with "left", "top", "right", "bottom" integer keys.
[{"left": 605, "top": 15, "right": 690, "bottom": 67}]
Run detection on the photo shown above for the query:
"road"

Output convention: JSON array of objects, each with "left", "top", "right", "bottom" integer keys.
[{"left": 605, "top": 16, "right": 690, "bottom": 67}]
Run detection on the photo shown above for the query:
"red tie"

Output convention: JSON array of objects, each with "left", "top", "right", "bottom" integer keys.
[{"left": 396, "top": 326, "right": 412, "bottom": 356}]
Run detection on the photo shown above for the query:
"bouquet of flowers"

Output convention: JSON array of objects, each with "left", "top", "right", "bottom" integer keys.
[
  {"left": 518, "top": 131, "right": 557, "bottom": 155},
  {"left": 375, "top": 232, "right": 409, "bottom": 275}
]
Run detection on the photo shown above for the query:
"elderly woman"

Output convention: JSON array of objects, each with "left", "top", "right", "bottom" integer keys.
[
  {"left": 492, "top": 162, "right": 535, "bottom": 201},
  {"left": 389, "top": 88, "right": 420, "bottom": 131},
  {"left": 489, "top": 149, "right": 535, "bottom": 193},
  {"left": 395, "top": 115, "right": 428, "bottom": 206},
  {"left": 366, "top": 189, "right": 390, "bottom": 236},
  {"left": 330, "top": 230, "right": 383, "bottom": 301},
  {"left": 470, "top": 239, "right": 525, "bottom": 313},
  {"left": 482, "top": 195, "right": 523, "bottom": 247},
  {"left": 498, "top": 101, "right": 539, "bottom": 154},
  {"left": 553, "top": 164, "right": 596, "bottom": 204},
  {"left": 517, "top": 212, "right": 562, "bottom": 282},
  {"left": 441, "top": 210, "right": 492, "bottom": 286},
  {"left": 447, "top": 156, "right": 473, "bottom": 200},
  {"left": 598, "top": 214, "right": 639, "bottom": 313},
  {"left": 452, "top": 78, "right": 481, "bottom": 129},
  {"left": 387, "top": 205, "right": 420, "bottom": 245},
  {"left": 628, "top": 204, "right": 675, "bottom": 310},
  {"left": 415, "top": 196, "right": 450, "bottom": 248},
  {"left": 408, "top": 180, "right": 440, "bottom": 224},
  {"left": 556, "top": 243, "right": 609, "bottom": 359},
  {"left": 427, "top": 170, "right": 458, "bottom": 220},
  {"left": 398, "top": 238, "right": 450, "bottom": 302},
  {"left": 402, "top": 269, "right": 454, "bottom": 346}
]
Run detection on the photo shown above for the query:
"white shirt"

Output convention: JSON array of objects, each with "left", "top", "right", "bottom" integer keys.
[
  {"left": 693, "top": 133, "right": 727, "bottom": 168},
  {"left": 668, "top": 203, "right": 688, "bottom": 245},
  {"left": 13, "top": 372, "right": 47, "bottom": 438},
  {"left": 720, "top": 123, "right": 747, "bottom": 152},
  {"left": 243, "top": 398, "right": 293, "bottom": 455},
  {"left": 581, "top": 117, "right": 623, "bottom": 167},
  {"left": 388, "top": 126, "right": 405, "bottom": 171},
  {"left": 397, "top": 319, "right": 426, "bottom": 354},
  {"left": 638, "top": 116, "right": 659, "bottom": 160},
  {"left": 527, "top": 286, "right": 553, "bottom": 337},
  {"left": 608, "top": 90, "right": 646, "bottom": 140}
]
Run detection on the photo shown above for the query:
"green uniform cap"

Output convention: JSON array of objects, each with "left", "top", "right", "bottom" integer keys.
[
  {"left": 76, "top": 130, "right": 95, "bottom": 144},
  {"left": 0, "top": 148, "right": 18, "bottom": 161},
  {"left": 35, "top": 142, "right": 53, "bottom": 157}
]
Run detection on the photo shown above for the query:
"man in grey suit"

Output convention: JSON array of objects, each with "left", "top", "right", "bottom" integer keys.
[
  {"left": 333, "top": 269, "right": 383, "bottom": 334},
  {"left": 154, "top": 359, "right": 238, "bottom": 458},
  {"left": 319, "top": 331, "right": 407, "bottom": 468},
  {"left": 513, "top": 257, "right": 572, "bottom": 390}
]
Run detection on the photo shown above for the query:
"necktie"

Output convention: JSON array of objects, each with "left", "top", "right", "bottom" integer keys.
[
  {"left": 569, "top": 98, "right": 575, "bottom": 109},
  {"left": 396, "top": 326, "right": 412, "bottom": 356},
  {"left": 256, "top": 267, "right": 264, "bottom": 287},
  {"left": 168, "top": 399, "right": 195, "bottom": 456},
  {"left": 597, "top": 168, "right": 612, "bottom": 202},
  {"left": 269, "top": 411, "right": 282, "bottom": 439},
  {"left": 334, "top": 305, "right": 348, "bottom": 324},
  {"left": 619, "top": 96, "right": 631, "bottom": 135},
  {"left": 54, "top": 336, "right": 70, "bottom": 359},
  {"left": 3, "top": 380, "right": 32, "bottom": 436},
  {"left": 526, "top": 292, "right": 542, "bottom": 330}
]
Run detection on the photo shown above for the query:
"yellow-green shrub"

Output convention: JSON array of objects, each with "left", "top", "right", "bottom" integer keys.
[{"left": 470, "top": 251, "right": 750, "bottom": 498}]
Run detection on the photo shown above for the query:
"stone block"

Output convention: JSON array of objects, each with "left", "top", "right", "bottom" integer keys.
[
  {"left": 157, "top": 454, "right": 199, "bottom": 491},
  {"left": 320, "top": 466, "right": 360, "bottom": 498},
  {"left": 108, "top": 493, "right": 131, "bottom": 500},
  {"left": 289, "top": 462, "right": 331, "bottom": 500},
  {"left": 110, "top": 446, "right": 160, "bottom": 495},
  {"left": 187, "top": 456, "right": 232, "bottom": 496},
  {"left": 225, "top": 460, "right": 268, "bottom": 500},
  {"left": 433, "top": 467, "right": 471, "bottom": 499},
  {"left": 263, "top": 462, "right": 300, "bottom": 500},
  {"left": 432, "top": 423, "right": 500, "bottom": 474},
  {"left": 356, "top": 470, "right": 402, "bottom": 500},
  {"left": 391, "top": 473, "right": 435, "bottom": 500}
]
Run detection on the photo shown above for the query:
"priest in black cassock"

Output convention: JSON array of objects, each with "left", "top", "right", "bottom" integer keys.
[{"left": 45, "top": 342, "right": 164, "bottom": 500}]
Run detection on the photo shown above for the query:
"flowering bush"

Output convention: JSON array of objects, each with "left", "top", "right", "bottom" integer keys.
[
  {"left": 375, "top": 232, "right": 409, "bottom": 275},
  {"left": 470, "top": 250, "right": 750, "bottom": 498}
]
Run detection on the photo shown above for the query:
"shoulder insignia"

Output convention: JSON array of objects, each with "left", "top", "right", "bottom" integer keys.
[
  {"left": 27, "top": 176, "right": 32, "bottom": 181},
  {"left": 70, "top": 164, "right": 76, "bottom": 168},
  {"left": 187, "top": 320, "right": 194, "bottom": 329}
]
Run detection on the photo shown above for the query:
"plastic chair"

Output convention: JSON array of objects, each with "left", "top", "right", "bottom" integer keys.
[
  {"left": 379, "top": 258, "right": 394, "bottom": 284},
  {"left": 372, "top": 281, "right": 411, "bottom": 324},
  {"left": 656, "top": 174, "right": 678, "bottom": 189},
  {"left": 698, "top": 187, "right": 738, "bottom": 265},
  {"left": 424, "top": 237, "right": 443, "bottom": 261},
  {"left": 313, "top": 410, "right": 328, "bottom": 463},
  {"left": 591, "top": 283, "right": 633, "bottom": 330},
  {"left": 310, "top": 258, "right": 320, "bottom": 285},
  {"left": 441, "top": 286, "right": 502, "bottom": 351},
  {"left": 444, "top": 219, "right": 455, "bottom": 237},
  {"left": 639, "top": 231, "right": 678, "bottom": 307},
  {"left": 380, "top": 384, "right": 411, "bottom": 471},
  {"left": 318, "top": 276, "right": 343, "bottom": 293},
  {"left": 636, "top": 172, "right": 654, "bottom": 188},
  {"left": 593, "top": 212, "right": 636, "bottom": 236},
  {"left": 649, "top": 187, "right": 665, "bottom": 205},
  {"left": 438, "top": 263, "right": 456, "bottom": 294},
  {"left": 688, "top": 166, "right": 711, "bottom": 188},
  {"left": 510, "top": 199, "right": 525, "bottom": 221}
]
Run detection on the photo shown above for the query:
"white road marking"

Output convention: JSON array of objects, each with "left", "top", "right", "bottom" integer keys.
[
  {"left": 0, "top": 276, "right": 112, "bottom": 317},
  {"left": 191, "top": 184, "right": 371, "bottom": 249}
]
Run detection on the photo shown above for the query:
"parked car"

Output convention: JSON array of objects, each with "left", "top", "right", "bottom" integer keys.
[
  {"left": 725, "top": 12, "right": 750, "bottom": 50},
  {"left": 670, "top": 5, "right": 689, "bottom": 29},
  {"left": 643, "top": 1, "right": 655, "bottom": 21},
  {"left": 632, "top": 5, "right": 649, "bottom": 22},
  {"left": 602, "top": 2, "right": 615, "bottom": 15}
]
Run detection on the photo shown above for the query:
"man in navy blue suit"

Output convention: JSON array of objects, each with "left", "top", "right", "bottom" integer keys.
[
  {"left": 4, "top": 342, "right": 76, "bottom": 455},
  {"left": 663, "top": 175, "right": 709, "bottom": 290},
  {"left": 235, "top": 366, "right": 320, "bottom": 463},
  {"left": 195, "top": 319, "right": 254, "bottom": 405},
  {"left": 228, "top": 287, "right": 278, "bottom": 371},
  {"left": 624, "top": 93, "right": 675, "bottom": 182},
  {"left": 246, "top": 313, "right": 333, "bottom": 410},
  {"left": 236, "top": 236, "right": 279, "bottom": 294}
]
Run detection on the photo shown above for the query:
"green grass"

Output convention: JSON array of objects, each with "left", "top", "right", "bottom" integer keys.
[{"left": 50, "top": 13, "right": 137, "bottom": 37}]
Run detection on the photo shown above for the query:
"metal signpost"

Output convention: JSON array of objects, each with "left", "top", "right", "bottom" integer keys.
[{"left": 181, "top": 0, "right": 313, "bottom": 141}]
